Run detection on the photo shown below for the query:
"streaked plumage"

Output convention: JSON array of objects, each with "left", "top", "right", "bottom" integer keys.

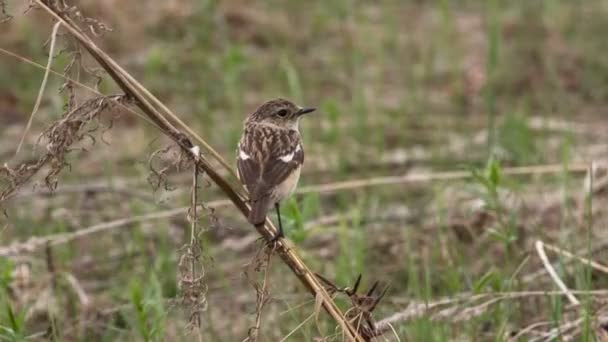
[{"left": 236, "top": 98, "right": 314, "bottom": 237}]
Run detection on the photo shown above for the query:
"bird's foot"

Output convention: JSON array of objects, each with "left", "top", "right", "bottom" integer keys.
[{"left": 268, "top": 230, "right": 284, "bottom": 245}]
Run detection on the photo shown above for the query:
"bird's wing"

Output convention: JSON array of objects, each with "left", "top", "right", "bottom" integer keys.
[
  {"left": 261, "top": 132, "right": 303, "bottom": 187},
  {"left": 258, "top": 130, "right": 303, "bottom": 198},
  {"left": 236, "top": 145, "right": 260, "bottom": 196},
  {"left": 237, "top": 127, "right": 303, "bottom": 201},
  {"left": 237, "top": 127, "right": 303, "bottom": 224}
]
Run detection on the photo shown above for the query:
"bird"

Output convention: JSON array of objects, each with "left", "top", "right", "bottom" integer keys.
[{"left": 236, "top": 98, "right": 315, "bottom": 241}]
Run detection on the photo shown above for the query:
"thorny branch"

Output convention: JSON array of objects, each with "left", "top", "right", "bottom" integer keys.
[{"left": 316, "top": 274, "right": 389, "bottom": 341}]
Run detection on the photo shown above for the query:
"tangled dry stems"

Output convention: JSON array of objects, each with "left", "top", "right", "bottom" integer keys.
[
  {"left": 0, "top": 0, "right": 11, "bottom": 23},
  {"left": 2, "top": 1, "right": 370, "bottom": 340},
  {"left": 243, "top": 243, "right": 274, "bottom": 342},
  {"left": 3, "top": 1, "right": 607, "bottom": 340},
  {"left": 0, "top": 94, "right": 132, "bottom": 206}
]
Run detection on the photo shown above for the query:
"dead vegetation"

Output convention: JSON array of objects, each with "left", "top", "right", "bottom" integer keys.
[
  {"left": 1, "top": 1, "right": 381, "bottom": 340},
  {"left": 1, "top": 0, "right": 608, "bottom": 341},
  {"left": 0, "top": 94, "right": 132, "bottom": 205}
]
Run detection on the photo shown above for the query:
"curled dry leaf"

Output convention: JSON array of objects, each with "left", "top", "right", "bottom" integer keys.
[{"left": 0, "top": 95, "right": 132, "bottom": 207}]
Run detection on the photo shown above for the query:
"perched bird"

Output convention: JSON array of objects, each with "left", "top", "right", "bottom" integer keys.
[{"left": 236, "top": 98, "right": 315, "bottom": 240}]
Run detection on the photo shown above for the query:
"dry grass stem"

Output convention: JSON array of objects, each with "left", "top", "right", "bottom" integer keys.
[
  {"left": 178, "top": 157, "right": 208, "bottom": 334},
  {"left": 0, "top": 206, "right": 192, "bottom": 257},
  {"left": 0, "top": 94, "right": 131, "bottom": 206},
  {"left": 0, "top": 0, "right": 11, "bottom": 22},
  {"left": 279, "top": 312, "right": 316, "bottom": 342},
  {"left": 2, "top": 1, "right": 608, "bottom": 340},
  {"left": 541, "top": 242, "right": 608, "bottom": 274},
  {"left": 244, "top": 244, "right": 274, "bottom": 341},
  {"left": 375, "top": 289, "right": 608, "bottom": 336},
  {"left": 19, "top": 1, "right": 365, "bottom": 339},
  {"left": 522, "top": 235, "right": 608, "bottom": 285},
  {"left": 535, "top": 240, "right": 580, "bottom": 306},
  {"left": 62, "top": 272, "right": 90, "bottom": 307},
  {"left": 8, "top": 156, "right": 594, "bottom": 208},
  {"left": 298, "top": 163, "right": 589, "bottom": 195},
  {"left": 0, "top": 46, "right": 158, "bottom": 127},
  {"left": 15, "top": 21, "right": 61, "bottom": 155}
]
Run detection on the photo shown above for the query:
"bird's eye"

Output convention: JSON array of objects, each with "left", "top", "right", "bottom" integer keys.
[{"left": 276, "top": 109, "right": 288, "bottom": 117}]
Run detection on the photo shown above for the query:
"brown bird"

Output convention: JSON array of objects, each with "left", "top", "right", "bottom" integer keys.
[{"left": 236, "top": 98, "right": 315, "bottom": 240}]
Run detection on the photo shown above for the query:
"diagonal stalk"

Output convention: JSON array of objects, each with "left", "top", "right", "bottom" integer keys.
[{"left": 32, "top": 1, "right": 364, "bottom": 340}]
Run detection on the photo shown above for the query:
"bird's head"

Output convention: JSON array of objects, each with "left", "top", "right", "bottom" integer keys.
[{"left": 246, "top": 98, "right": 315, "bottom": 131}]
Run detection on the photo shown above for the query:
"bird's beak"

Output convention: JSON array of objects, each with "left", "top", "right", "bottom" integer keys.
[{"left": 296, "top": 107, "right": 316, "bottom": 116}]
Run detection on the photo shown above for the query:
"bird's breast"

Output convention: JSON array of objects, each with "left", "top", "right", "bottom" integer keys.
[{"left": 273, "top": 165, "right": 301, "bottom": 202}]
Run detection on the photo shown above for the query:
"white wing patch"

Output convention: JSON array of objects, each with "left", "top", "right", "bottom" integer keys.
[
  {"left": 239, "top": 148, "right": 251, "bottom": 160},
  {"left": 279, "top": 151, "right": 295, "bottom": 162},
  {"left": 279, "top": 144, "right": 302, "bottom": 163}
]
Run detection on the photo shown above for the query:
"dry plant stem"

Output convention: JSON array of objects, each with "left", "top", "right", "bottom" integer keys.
[
  {"left": 187, "top": 160, "right": 202, "bottom": 330},
  {"left": 542, "top": 242, "right": 608, "bottom": 274},
  {"left": 0, "top": 0, "right": 11, "bottom": 22},
  {"left": 0, "top": 198, "right": 246, "bottom": 257},
  {"left": 0, "top": 47, "right": 158, "bottom": 128},
  {"left": 12, "top": 161, "right": 589, "bottom": 203},
  {"left": 280, "top": 312, "right": 316, "bottom": 342},
  {"left": 35, "top": 1, "right": 236, "bottom": 179},
  {"left": 245, "top": 246, "right": 273, "bottom": 342},
  {"left": 0, "top": 94, "right": 129, "bottom": 205},
  {"left": 509, "top": 321, "right": 555, "bottom": 341},
  {"left": 529, "top": 317, "right": 585, "bottom": 342},
  {"left": 535, "top": 240, "right": 579, "bottom": 306},
  {"left": 190, "top": 167, "right": 198, "bottom": 288},
  {"left": 32, "top": 2, "right": 363, "bottom": 340},
  {"left": 0, "top": 207, "right": 189, "bottom": 256},
  {"left": 63, "top": 272, "right": 90, "bottom": 307},
  {"left": 16, "top": 21, "right": 61, "bottom": 155},
  {"left": 298, "top": 163, "right": 589, "bottom": 194},
  {"left": 374, "top": 290, "right": 608, "bottom": 335},
  {"left": 522, "top": 236, "right": 608, "bottom": 285}
]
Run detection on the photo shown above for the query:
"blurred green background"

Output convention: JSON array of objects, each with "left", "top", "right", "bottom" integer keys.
[{"left": 1, "top": 1, "right": 607, "bottom": 340}]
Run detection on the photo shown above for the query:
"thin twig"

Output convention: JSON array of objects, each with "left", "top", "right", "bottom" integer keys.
[
  {"left": 0, "top": 0, "right": 11, "bottom": 23},
  {"left": 542, "top": 242, "right": 608, "bottom": 274},
  {"left": 535, "top": 240, "right": 580, "bottom": 306},
  {"left": 190, "top": 152, "right": 199, "bottom": 287},
  {"left": 0, "top": 47, "right": 158, "bottom": 128},
  {"left": 0, "top": 207, "right": 192, "bottom": 256},
  {"left": 16, "top": 21, "right": 62, "bottom": 155},
  {"left": 29, "top": 2, "right": 364, "bottom": 339},
  {"left": 11, "top": 162, "right": 589, "bottom": 204},
  {"left": 298, "top": 163, "right": 589, "bottom": 194},
  {"left": 245, "top": 246, "right": 273, "bottom": 342},
  {"left": 528, "top": 316, "right": 584, "bottom": 342},
  {"left": 0, "top": 198, "right": 235, "bottom": 257},
  {"left": 509, "top": 321, "right": 554, "bottom": 341},
  {"left": 279, "top": 312, "right": 315, "bottom": 342},
  {"left": 62, "top": 272, "right": 90, "bottom": 307},
  {"left": 375, "top": 290, "right": 608, "bottom": 334},
  {"left": 185, "top": 146, "right": 203, "bottom": 331}
]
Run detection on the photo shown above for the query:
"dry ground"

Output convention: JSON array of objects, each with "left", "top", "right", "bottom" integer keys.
[{"left": 1, "top": 1, "right": 608, "bottom": 341}]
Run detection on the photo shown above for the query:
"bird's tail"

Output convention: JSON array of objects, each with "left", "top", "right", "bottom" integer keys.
[{"left": 248, "top": 195, "right": 271, "bottom": 225}]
